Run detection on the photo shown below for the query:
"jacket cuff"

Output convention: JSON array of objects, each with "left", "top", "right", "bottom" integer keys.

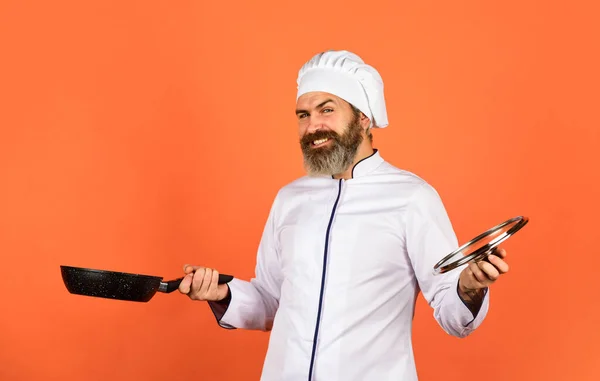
[
  {"left": 454, "top": 278, "right": 490, "bottom": 330},
  {"left": 207, "top": 284, "right": 236, "bottom": 329}
]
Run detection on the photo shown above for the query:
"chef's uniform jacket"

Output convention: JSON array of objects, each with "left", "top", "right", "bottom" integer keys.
[{"left": 209, "top": 150, "right": 489, "bottom": 381}]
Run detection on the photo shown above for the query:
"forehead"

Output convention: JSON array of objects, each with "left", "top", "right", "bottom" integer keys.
[{"left": 296, "top": 91, "right": 346, "bottom": 109}]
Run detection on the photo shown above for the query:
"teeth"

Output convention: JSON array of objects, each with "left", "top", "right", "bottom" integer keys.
[{"left": 313, "top": 138, "right": 328, "bottom": 145}]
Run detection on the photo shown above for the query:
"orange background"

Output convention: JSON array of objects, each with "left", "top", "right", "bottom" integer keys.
[{"left": 1, "top": 1, "right": 599, "bottom": 380}]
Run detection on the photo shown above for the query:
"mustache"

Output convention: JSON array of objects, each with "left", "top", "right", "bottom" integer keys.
[{"left": 300, "top": 130, "right": 339, "bottom": 146}]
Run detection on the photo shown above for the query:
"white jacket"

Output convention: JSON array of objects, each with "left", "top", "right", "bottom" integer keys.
[{"left": 209, "top": 150, "right": 489, "bottom": 381}]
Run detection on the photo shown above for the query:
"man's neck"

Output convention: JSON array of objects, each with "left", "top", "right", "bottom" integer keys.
[{"left": 333, "top": 144, "right": 375, "bottom": 180}]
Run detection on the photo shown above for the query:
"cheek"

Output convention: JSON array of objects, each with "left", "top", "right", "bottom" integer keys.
[
  {"left": 297, "top": 125, "right": 306, "bottom": 137},
  {"left": 330, "top": 122, "right": 346, "bottom": 136},
  {"left": 297, "top": 120, "right": 310, "bottom": 136},
  {"left": 329, "top": 115, "right": 348, "bottom": 133}
]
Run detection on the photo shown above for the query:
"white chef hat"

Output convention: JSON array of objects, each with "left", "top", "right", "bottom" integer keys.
[{"left": 296, "top": 50, "right": 388, "bottom": 128}]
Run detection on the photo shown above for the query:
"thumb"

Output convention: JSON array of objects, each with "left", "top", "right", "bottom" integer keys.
[
  {"left": 182, "top": 264, "right": 204, "bottom": 274},
  {"left": 178, "top": 273, "right": 194, "bottom": 294}
]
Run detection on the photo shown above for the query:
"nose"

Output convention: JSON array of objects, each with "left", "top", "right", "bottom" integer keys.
[{"left": 306, "top": 115, "right": 325, "bottom": 134}]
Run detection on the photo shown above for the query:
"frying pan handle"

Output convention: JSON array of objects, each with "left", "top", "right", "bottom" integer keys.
[{"left": 159, "top": 273, "right": 234, "bottom": 293}]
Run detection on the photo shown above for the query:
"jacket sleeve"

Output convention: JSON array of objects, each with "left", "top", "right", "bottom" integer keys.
[
  {"left": 207, "top": 192, "right": 283, "bottom": 331},
  {"left": 405, "top": 182, "right": 490, "bottom": 338}
]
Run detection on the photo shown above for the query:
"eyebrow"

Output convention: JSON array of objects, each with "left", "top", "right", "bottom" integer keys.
[{"left": 295, "top": 99, "right": 335, "bottom": 115}]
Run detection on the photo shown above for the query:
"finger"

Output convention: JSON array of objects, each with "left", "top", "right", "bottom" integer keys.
[
  {"left": 477, "top": 260, "right": 500, "bottom": 281},
  {"left": 178, "top": 272, "right": 194, "bottom": 294},
  {"left": 207, "top": 269, "right": 220, "bottom": 296},
  {"left": 469, "top": 262, "right": 489, "bottom": 284},
  {"left": 191, "top": 268, "right": 208, "bottom": 296},
  {"left": 493, "top": 247, "right": 507, "bottom": 259},
  {"left": 200, "top": 268, "right": 213, "bottom": 295},
  {"left": 487, "top": 255, "right": 510, "bottom": 274}
]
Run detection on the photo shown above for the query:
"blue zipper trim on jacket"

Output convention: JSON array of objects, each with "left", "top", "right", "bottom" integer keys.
[{"left": 307, "top": 179, "right": 343, "bottom": 381}]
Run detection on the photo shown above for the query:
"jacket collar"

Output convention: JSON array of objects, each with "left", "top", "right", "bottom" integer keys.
[
  {"left": 349, "top": 149, "right": 384, "bottom": 179},
  {"left": 311, "top": 149, "right": 384, "bottom": 180}
]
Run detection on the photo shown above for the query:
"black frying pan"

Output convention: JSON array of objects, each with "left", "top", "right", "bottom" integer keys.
[{"left": 60, "top": 265, "right": 233, "bottom": 302}]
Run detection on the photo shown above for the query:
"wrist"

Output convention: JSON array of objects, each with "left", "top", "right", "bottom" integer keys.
[
  {"left": 458, "top": 281, "right": 485, "bottom": 302},
  {"left": 216, "top": 284, "right": 231, "bottom": 302}
]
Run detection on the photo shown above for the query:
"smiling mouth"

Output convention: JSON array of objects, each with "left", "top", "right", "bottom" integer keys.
[{"left": 312, "top": 138, "right": 332, "bottom": 147}]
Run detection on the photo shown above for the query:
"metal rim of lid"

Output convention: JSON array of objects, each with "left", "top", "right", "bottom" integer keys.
[{"left": 432, "top": 216, "right": 529, "bottom": 275}]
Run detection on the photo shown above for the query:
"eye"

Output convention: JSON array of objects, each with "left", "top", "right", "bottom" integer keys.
[
  {"left": 297, "top": 112, "right": 308, "bottom": 119},
  {"left": 322, "top": 108, "right": 334, "bottom": 113}
]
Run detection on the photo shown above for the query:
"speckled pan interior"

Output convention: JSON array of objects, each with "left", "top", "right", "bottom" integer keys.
[{"left": 60, "top": 266, "right": 162, "bottom": 302}]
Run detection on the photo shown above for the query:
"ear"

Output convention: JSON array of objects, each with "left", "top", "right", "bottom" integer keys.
[{"left": 359, "top": 113, "right": 371, "bottom": 130}]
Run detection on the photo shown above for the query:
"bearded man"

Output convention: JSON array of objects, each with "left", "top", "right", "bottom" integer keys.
[{"left": 179, "top": 50, "right": 510, "bottom": 381}]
